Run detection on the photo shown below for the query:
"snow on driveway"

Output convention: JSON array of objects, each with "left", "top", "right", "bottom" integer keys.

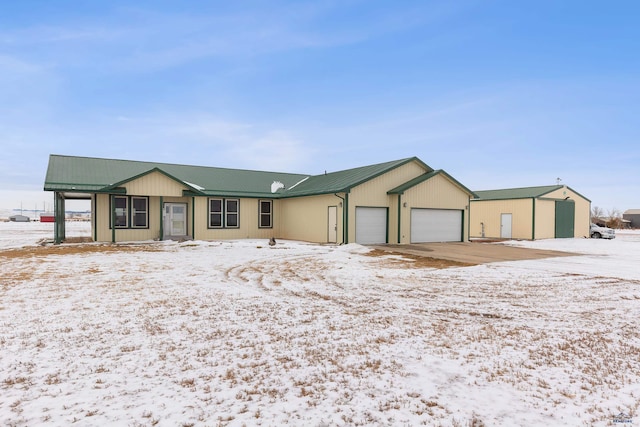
[{"left": 1, "top": 223, "right": 639, "bottom": 426}]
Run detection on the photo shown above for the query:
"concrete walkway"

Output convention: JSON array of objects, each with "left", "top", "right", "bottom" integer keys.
[{"left": 372, "top": 242, "right": 578, "bottom": 264}]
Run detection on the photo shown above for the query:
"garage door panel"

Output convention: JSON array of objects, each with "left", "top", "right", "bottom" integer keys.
[
  {"left": 411, "top": 209, "right": 462, "bottom": 243},
  {"left": 356, "top": 207, "right": 387, "bottom": 244}
]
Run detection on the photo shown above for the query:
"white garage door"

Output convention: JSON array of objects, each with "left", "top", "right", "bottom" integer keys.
[
  {"left": 411, "top": 209, "right": 462, "bottom": 243},
  {"left": 355, "top": 207, "right": 387, "bottom": 244}
]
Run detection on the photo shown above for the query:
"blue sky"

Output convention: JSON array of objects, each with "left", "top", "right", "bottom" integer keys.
[{"left": 1, "top": 0, "right": 638, "bottom": 213}]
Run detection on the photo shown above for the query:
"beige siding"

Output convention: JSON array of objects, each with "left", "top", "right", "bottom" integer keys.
[
  {"left": 279, "top": 194, "right": 344, "bottom": 243},
  {"left": 347, "top": 161, "right": 427, "bottom": 243},
  {"left": 534, "top": 199, "right": 556, "bottom": 239},
  {"left": 193, "top": 198, "right": 279, "bottom": 241},
  {"left": 397, "top": 174, "right": 471, "bottom": 243},
  {"left": 351, "top": 161, "right": 426, "bottom": 206},
  {"left": 95, "top": 194, "right": 163, "bottom": 242},
  {"left": 124, "top": 171, "right": 189, "bottom": 197},
  {"left": 470, "top": 199, "right": 534, "bottom": 240},
  {"left": 542, "top": 187, "right": 591, "bottom": 238}
]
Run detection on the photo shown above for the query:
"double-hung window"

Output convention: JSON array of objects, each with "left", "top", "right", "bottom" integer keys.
[
  {"left": 111, "top": 196, "right": 149, "bottom": 229},
  {"left": 259, "top": 200, "right": 273, "bottom": 228},
  {"left": 209, "top": 198, "right": 239, "bottom": 228},
  {"left": 114, "top": 196, "right": 128, "bottom": 228},
  {"left": 131, "top": 197, "right": 148, "bottom": 228}
]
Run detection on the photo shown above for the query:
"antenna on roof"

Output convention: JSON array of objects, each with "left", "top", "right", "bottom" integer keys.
[{"left": 556, "top": 177, "right": 562, "bottom": 185}]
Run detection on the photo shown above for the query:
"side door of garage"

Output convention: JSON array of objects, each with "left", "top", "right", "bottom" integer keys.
[
  {"left": 411, "top": 208, "right": 463, "bottom": 243},
  {"left": 555, "top": 200, "right": 575, "bottom": 238},
  {"left": 355, "top": 207, "right": 388, "bottom": 244}
]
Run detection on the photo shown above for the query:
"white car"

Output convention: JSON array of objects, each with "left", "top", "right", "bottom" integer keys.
[{"left": 590, "top": 223, "right": 615, "bottom": 239}]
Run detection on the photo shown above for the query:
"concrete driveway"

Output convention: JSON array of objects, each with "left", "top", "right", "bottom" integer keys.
[{"left": 372, "top": 242, "right": 577, "bottom": 264}]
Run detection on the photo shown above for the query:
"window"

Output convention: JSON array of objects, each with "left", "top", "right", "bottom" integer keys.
[
  {"left": 111, "top": 196, "right": 149, "bottom": 229},
  {"left": 226, "top": 199, "right": 239, "bottom": 228},
  {"left": 208, "top": 198, "right": 239, "bottom": 228},
  {"left": 209, "top": 199, "right": 223, "bottom": 228},
  {"left": 114, "top": 196, "right": 128, "bottom": 228},
  {"left": 259, "top": 200, "right": 272, "bottom": 228},
  {"left": 131, "top": 197, "right": 148, "bottom": 228}
]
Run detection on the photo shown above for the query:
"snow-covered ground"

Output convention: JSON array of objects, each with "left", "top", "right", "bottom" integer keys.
[{"left": 1, "top": 223, "right": 639, "bottom": 426}]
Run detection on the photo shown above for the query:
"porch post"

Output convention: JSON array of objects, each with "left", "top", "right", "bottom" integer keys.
[
  {"left": 53, "top": 192, "right": 66, "bottom": 244},
  {"left": 111, "top": 194, "right": 116, "bottom": 243}
]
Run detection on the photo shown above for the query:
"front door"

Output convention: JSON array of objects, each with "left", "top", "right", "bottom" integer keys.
[
  {"left": 164, "top": 203, "right": 187, "bottom": 238},
  {"left": 500, "top": 213, "right": 512, "bottom": 239},
  {"left": 328, "top": 206, "right": 338, "bottom": 243}
]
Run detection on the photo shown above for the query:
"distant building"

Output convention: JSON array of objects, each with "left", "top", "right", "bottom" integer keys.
[
  {"left": 623, "top": 209, "right": 640, "bottom": 229},
  {"left": 40, "top": 212, "right": 55, "bottom": 222},
  {"left": 9, "top": 214, "right": 30, "bottom": 222}
]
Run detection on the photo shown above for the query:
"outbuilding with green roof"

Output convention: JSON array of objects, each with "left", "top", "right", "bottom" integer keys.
[
  {"left": 44, "top": 154, "right": 476, "bottom": 245},
  {"left": 469, "top": 185, "right": 591, "bottom": 240}
]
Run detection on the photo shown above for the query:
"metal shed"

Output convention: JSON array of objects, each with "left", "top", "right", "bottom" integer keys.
[
  {"left": 469, "top": 185, "right": 591, "bottom": 240},
  {"left": 9, "top": 214, "right": 31, "bottom": 222}
]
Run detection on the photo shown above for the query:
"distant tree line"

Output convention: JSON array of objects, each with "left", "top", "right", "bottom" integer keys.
[{"left": 591, "top": 206, "right": 624, "bottom": 228}]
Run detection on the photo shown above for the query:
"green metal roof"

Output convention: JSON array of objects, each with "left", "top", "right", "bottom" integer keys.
[
  {"left": 282, "top": 157, "right": 431, "bottom": 197},
  {"left": 473, "top": 185, "right": 590, "bottom": 202},
  {"left": 44, "top": 155, "right": 308, "bottom": 197},
  {"left": 387, "top": 169, "right": 477, "bottom": 197},
  {"left": 44, "top": 155, "right": 433, "bottom": 198}
]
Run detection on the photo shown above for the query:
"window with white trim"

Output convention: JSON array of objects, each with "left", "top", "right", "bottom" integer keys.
[
  {"left": 131, "top": 197, "right": 148, "bottom": 228},
  {"left": 111, "top": 196, "right": 149, "bottom": 229},
  {"left": 259, "top": 200, "right": 273, "bottom": 228},
  {"left": 225, "top": 199, "right": 239, "bottom": 228},
  {"left": 208, "top": 198, "right": 239, "bottom": 228},
  {"left": 209, "top": 199, "right": 223, "bottom": 228}
]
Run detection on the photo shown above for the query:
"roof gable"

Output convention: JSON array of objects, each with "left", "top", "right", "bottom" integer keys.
[
  {"left": 103, "top": 167, "right": 202, "bottom": 195},
  {"left": 388, "top": 170, "right": 477, "bottom": 197}
]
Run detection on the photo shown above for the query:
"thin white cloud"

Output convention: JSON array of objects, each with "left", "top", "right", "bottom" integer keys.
[{"left": 0, "top": 1, "right": 472, "bottom": 73}]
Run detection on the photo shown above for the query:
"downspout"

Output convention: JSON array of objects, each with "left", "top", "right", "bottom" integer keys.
[
  {"left": 159, "top": 196, "right": 164, "bottom": 241},
  {"left": 344, "top": 193, "right": 349, "bottom": 244},
  {"left": 111, "top": 194, "right": 116, "bottom": 243},
  {"left": 466, "top": 196, "right": 471, "bottom": 242},
  {"left": 191, "top": 196, "right": 195, "bottom": 240},
  {"left": 333, "top": 193, "right": 345, "bottom": 244},
  {"left": 531, "top": 197, "right": 536, "bottom": 240},
  {"left": 397, "top": 194, "right": 402, "bottom": 244}
]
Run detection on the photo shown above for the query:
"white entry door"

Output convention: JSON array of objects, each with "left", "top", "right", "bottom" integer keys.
[
  {"left": 500, "top": 213, "right": 512, "bottom": 239},
  {"left": 328, "top": 206, "right": 338, "bottom": 243},
  {"left": 164, "top": 203, "right": 187, "bottom": 238}
]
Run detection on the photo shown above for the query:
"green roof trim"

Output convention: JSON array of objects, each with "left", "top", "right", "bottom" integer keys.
[
  {"left": 387, "top": 169, "right": 477, "bottom": 197},
  {"left": 473, "top": 185, "right": 591, "bottom": 202}
]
